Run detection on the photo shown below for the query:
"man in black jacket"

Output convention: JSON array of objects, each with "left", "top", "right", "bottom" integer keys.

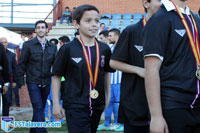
[
  {"left": 0, "top": 42, "right": 9, "bottom": 116},
  {"left": 0, "top": 37, "right": 19, "bottom": 111},
  {"left": 16, "top": 20, "right": 57, "bottom": 133}
]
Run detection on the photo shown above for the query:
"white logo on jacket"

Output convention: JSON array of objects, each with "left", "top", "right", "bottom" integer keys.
[
  {"left": 175, "top": 29, "right": 186, "bottom": 37},
  {"left": 134, "top": 45, "right": 143, "bottom": 52},
  {"left": 71, "top": 57, "right": 82, "bottom": 63}
]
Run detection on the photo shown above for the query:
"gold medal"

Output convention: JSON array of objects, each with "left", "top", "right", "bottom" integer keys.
[
  {"left": 196, "top": 69, "right": 200, "bottom": 80},
  {"left": 90, "top": 89, "right": 99, "bottom": 99}
]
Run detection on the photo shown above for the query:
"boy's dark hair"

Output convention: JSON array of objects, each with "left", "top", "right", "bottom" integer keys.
[
  {"left": 74, "top": 31, "right": 80, "bottom": 36},
  {"left": 35, "top": 20, "right": 48, "bottom": 29},
  {"left": 109, "top": 28, "right": 120, "bottom": 37},
  {"left": 65, "top": 6, "right": 69, "bottom": 9},
  {"left": 144, "top": 0, "right": 151, "bottom": 13},
  {"left": 100, "top": 23, "right": 105, "bottom": 26},
  {"left": 99, "top": 30, "right": 109, "bottom": 37},
  {"left": 50, "top": 38, "right": 58, "bottom": 45},
  {"left": 59, "top": 36, "right": 70, "bottom": 43},
  {"left": 72, "top": 4, "right": 99, "bottom": 24}
]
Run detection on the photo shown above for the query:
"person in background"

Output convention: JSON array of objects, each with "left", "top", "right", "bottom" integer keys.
[
  {"left": 50, "top": 38, "right": 59, "bottom": 46},
  {"left": 98, "top": 29, "right": 123, "bottom": 132},
  {"left": 0, "top": 42, "right": 9, "bottom": 116},
  {"left": 100, "top": 23, "right": 108, "bottom": 32},
  {"left": 98, "top": 30, "right": 109, "bottom": 45},
  {"left": 16, "top": 20, "right": 57, "bottom": 133},
  {"left": 60, "top": 6, "right": 72, "bottom": 25},
  {"left": 19, "top": 33, "right": 26, "bottom": 51},
  {"left": 58, "top": 35, "right": 70, "bottom": 47},
  {"left": 0, "top": 37, "right": 19, "bottom": 111},
  {"left": 74, "top": 31, "right": 80, "bottom": 38}
]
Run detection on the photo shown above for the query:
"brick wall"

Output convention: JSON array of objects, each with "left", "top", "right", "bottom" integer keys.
[
  {"left": 60, "top": 0, "right": 200, "bottom": 14},
  {"left": 19, "top": 85, "right": 31, "bottom": 107}
]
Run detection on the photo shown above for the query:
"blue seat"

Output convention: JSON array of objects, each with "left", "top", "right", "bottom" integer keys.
[
  {"left": 109, "top": 25, "right": 119, "bottom": 30},
  {"left": 112, "top": 13, "right": 121, "bottom": 19},
  {"left": 122, "top": 19, "right": 132, "bottom": 26},
  {"left": 110, "top": 19, "right": 121, "bottom": 26},
  {"left": 123, "top": 13, "right": 132, "bottom": 20},
  {"left": 192, "top": 12, "right": 196, "bottom": 16},
  {"left": 102, "top": 13, "right": 111, "bottom": 19},
  {"left": 100, "top": 19, "right": 110, "bottom": 26},
  {"left": 144, "top": 13, "right": 147, "bottom": 18},
  {"left": 133, "top": 13, "right": 143, "bottom": 19},
  {"left": 133, "top": 19, "right": 140, "bottom": 24},
  {"left": 120, "top": 25, "right": 127, "bottom": 32}
]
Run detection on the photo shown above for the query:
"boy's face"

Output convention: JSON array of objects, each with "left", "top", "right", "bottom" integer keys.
[
  {"left": 75, "top": 10, "right": 100, "bottom": 38},
  {"left": 144, "top": 0, "right": 161, "bottom": 15},
  {"left": 35, "top": 23, "right": 48, "bottom": 38}
]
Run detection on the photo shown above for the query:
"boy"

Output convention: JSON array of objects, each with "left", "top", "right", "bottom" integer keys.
[
  {"left": 143, "top": 0, "right": 200, "bottom": 132},
  {"left": 109, "top": 0, "right": 160, "bottom": 132},
  {"left": 52, "top": 4, "right": 113, "bottom": 133}
]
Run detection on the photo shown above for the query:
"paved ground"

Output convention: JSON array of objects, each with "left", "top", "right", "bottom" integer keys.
[{"left": 0, "top": 107, "right": 121, "bottom": 133}]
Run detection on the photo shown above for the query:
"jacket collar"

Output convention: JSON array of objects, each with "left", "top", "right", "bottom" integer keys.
[
  {"left": 32, "top": 37, "right": 51, "bottom": 46},
  {"left": 161, "top": 0, "right": 191, "bottom": 15}
]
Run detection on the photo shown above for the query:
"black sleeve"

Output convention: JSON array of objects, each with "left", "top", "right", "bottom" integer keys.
[
  {"left": 52, "top": 45, "right": 70, "bottom": 76},
  {"left": 143, "top": 12, "right": 170, "bottom": 57},
  {"left": 111, "top": 28, "right": 132, "bottom": 63},
  {"left": 0, "top": 44, "right": 9, "bottom": 83},
  {"left": 12, "top": 53, "right": 17, "bottom": 82},
  {"left": 16, "top": 42, "right": 30, "bottom": 87},
  {"left": 103, "top": 47, "right": 115, "bottom": 72}
]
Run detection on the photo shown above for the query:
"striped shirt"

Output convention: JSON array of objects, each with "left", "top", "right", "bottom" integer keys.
[{"left": 110, "top": 44, "right": 122, "bottom": 84}]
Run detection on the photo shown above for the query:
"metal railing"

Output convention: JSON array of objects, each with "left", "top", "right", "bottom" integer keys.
[{"left": 44, "top": 0, "right": 62, "bottom": 31}]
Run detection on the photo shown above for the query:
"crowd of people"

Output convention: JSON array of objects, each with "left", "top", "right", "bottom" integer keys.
[{"left": 0, "top": 0, "right": 200, "bottom": 133}]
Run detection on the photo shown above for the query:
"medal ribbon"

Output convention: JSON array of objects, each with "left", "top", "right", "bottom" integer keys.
[
  {"left": 171, "top": 1, "right": 200, "bottom": 67},
  {"left": 79, "top": 36, "right": 100, "bottom": 90},
  {"left": 143, "top": 18, "right": 147, "bottom": 27}
]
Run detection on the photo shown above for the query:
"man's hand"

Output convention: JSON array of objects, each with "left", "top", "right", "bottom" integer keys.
[
  {"left": 53, "top": 104, "right": 65, "bottom": 119},
  {"left": 150, "top": 116, "right": 169, "bottom": 133},
  {"left": 2, "top": 86, "right": 8, "bottom": 94},
  {"left": 12, "top": 83, "right": 17, "bottom": 89}
]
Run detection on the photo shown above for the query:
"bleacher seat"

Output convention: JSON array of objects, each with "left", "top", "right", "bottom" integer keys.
[
  {"left": 133, "top": 19, "right": 140, "bottom": 24},
  {"left": 110, "top": 25, "right": 119, "bottom": 30},
  {"left": 123, "top": 13, "right": 132, "bottom": 20},
  {"left": 110, "top": 19, "right": 121, "bottom": 26},
  {"left": 133, "top": 13, "right": 143, "bottom": 19},
  {"left": 120, "top": 25, "right": 127, "bottom": 32},
  {"left": 144, "top": 13, "right": 147, "bottom": 18},
  {"left": 122, "top": 19, "right": 132, "bottom": 26},
  {"left": 112, "top": 13, "right": 121, "bottom": 19},
  {"left": 102, "top": 13, "right": 111, "bottom": 19},
  {"left": 100, "top": 19, "right": 110, "bottom": 26}
]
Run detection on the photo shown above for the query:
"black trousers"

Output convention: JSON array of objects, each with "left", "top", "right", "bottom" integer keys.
[
  {"left": 163, "top": 108, "right": 200, "bottom": 133},
  {"left": 124, "top": 124, "right": 149, "bottom": 133},
  {"left": 65, "top": 108, "right": 103, "bottom": 133}
]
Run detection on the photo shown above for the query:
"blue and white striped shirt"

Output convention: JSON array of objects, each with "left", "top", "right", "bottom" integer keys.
[{"left": 110, "top": 44, "right": 122, "bottom": 84}]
